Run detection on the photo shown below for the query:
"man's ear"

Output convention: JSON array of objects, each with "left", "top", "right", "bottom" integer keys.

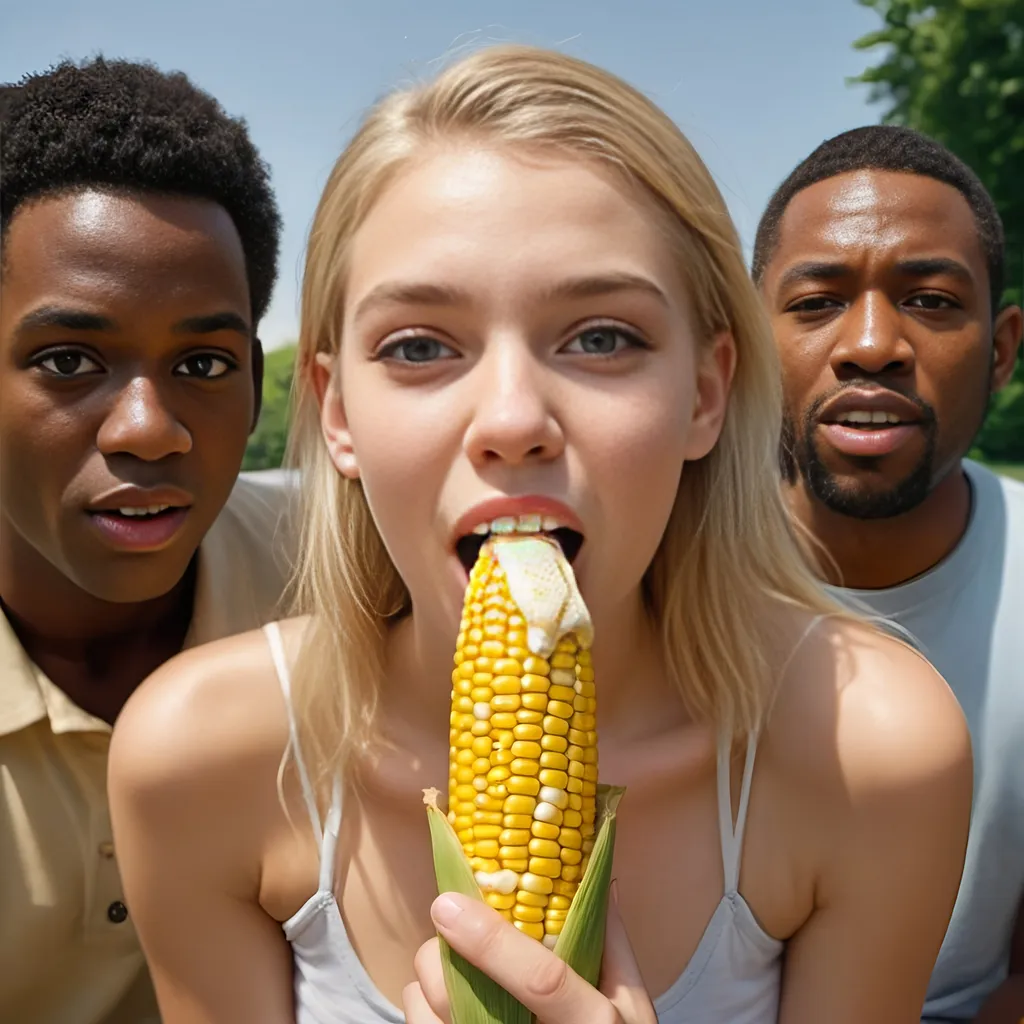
[
  {"left": 249, "top": 336, "right": 265, "bottom": 433},
  {"left": 992, "top": 305, "right": 1023, "bottom": 393},
  {"left": 313, "top": 351, "right": 359, "bottom": 479}
]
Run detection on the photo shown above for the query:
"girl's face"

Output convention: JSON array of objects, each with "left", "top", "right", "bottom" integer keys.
[{"left": 322, "top": 144, "right": 732, "bottom": 635}]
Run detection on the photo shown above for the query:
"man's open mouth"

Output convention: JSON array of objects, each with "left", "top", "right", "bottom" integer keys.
[
  {"left": 829, "top": 410, "right": 912, "bottom": 430},
  {"left": 455, "top": 513, "right": 585, "bottom": 573},
  {"left": 91, "top": 504, "right": 186, "bottom": 520}
]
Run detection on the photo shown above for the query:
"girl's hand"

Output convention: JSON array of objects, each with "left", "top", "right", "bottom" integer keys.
[{"left": 403, "top": 884, "right": 657, "bottom": 1024}]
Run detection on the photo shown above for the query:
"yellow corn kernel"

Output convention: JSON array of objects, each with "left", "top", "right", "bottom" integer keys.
[
  {"left": 540, "top": 752, "right": 569, "bottom": 771},
  {"left": 512, "top": 905, "right": 544, "bottom": 923},
  {"left": 521, "top": 674, "right": 550, "bottom": 693},
  {"left": 528, "top": 838, "right": 561, "bottom": 858},
  {"left": 492, "top": 676, "right": 522, "bottom": 695},
  {"left": 485, "top": 891, "right": 516, "bottom": 911},
  {"left": 516, "top": 890, "right": 548, "bottom": 908},
  {"left": 514, "top": 920, "right": 545, "bottom": 941},
  {"left": 503, "top": 814, "right": 533, "bottom": 829},
  {"left": 531, "top": 821, "right": 560, "bottom": 840},
  {"left": 529, "top": 857, "right": 562, "bottom": 878}
]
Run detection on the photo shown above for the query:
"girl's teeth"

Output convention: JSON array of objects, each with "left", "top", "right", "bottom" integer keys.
[
  {"left": 516, "top": 514, "right": 542, "bottom": 533},
  {"left": 472, "top": 513, "right": 568, "bottom": 537}
]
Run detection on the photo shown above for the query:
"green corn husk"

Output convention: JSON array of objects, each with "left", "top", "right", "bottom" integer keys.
[{"left": 424, "top": 784, "right": 626, "bottom": 1024}]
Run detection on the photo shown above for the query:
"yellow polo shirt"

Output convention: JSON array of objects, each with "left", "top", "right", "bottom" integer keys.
[{"left": 0, "top": 471, "right": 295, "bottom": 1024}]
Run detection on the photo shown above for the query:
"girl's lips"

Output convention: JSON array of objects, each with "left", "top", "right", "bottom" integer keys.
[{"left": 819, "top": 422, "right": 921, "bottom": 458}]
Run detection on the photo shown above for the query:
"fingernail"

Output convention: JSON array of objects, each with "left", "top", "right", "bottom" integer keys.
[
  {"left": 610, "top": 878, "right": 620, "bottom": 905},
  {"left": 431, "top": 892, "right": 467, "bottom": 928}
]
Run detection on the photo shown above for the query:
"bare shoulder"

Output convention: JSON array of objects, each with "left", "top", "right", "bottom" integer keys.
[
  {"left": 109, "top": 615, "right": 312, "bottom": 821},
  {"left": 766, "top": 611, "right": 971, "bottom": 796}
]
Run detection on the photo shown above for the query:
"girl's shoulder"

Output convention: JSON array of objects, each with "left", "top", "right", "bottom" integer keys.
[
  {"left": 759, "top": 609, "right": 971, "bottom": 894},
  {"left": 109, "top": 616, "right": 312, "bottom": 835},
  {"left": 769, "top": 611, "right": 970, "bottom": 788}
]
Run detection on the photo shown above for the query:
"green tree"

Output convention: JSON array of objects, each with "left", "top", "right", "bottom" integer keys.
[
  {"left": 853, "top": 0, "right": 1024, "bottom": 459},
  {"left": 242, "top": 343, "right": 296, "bottom": 471}
]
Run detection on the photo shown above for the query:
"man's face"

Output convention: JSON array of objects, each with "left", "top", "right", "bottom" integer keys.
[
  {"left": 762, "top": 169, "right": 1021, "bottom": 519},
  {"left": 0, "top": 190, "right": 255, "bottom": 603}
]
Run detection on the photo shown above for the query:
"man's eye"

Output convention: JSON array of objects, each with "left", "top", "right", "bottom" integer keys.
[
  {"left": 378, "top": 337, "right": 457, "bottom": 363},
  {"left": 562, "top": 326, "right": 645, "bottom": 355},
  {"left": 37, "top": 351, "right": 102, "bottom": 377},
  {"left": 788, "top": 296, "right": 842, "bottom": 314},
  {"left": 906, "top": 294, "right": 958, "bottom": 311},
  {"left": 175, "top": 354, "right": 234, "bottom": 378}
]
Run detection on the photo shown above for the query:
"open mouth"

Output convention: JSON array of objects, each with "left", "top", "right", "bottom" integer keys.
[
  {"left": 91, "top": 504, "right": 186, "bottom": 521},
  {"left": 90, "top": 501, "right": 190, "bottom": 524},
  {"left": 829, "top": 411, "right": 914, "bottom": 430},
  {"left": 455, "top": 513, "right": 585, "bottom": 573}
]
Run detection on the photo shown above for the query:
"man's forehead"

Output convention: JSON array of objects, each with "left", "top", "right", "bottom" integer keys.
[{"left": 771, "top": 169, "right": 982, "bottom": 270}]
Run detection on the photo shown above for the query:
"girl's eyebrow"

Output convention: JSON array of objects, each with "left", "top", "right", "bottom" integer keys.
[{"left": 353, "top": 271, "right": 669, "bottom": 325}]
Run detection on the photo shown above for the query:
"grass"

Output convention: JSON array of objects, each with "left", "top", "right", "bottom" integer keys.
[{"left": 987, "top": 462, "right": 1024, "bottom": 482}]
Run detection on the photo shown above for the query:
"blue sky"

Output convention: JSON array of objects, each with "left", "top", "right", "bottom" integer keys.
[{"left": 2, "top": 1, "right": 884, "bottom": 349}]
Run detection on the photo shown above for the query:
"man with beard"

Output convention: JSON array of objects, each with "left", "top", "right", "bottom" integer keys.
[{"left": 755, "top": 124, "right": 1024, "bottom": 1023}]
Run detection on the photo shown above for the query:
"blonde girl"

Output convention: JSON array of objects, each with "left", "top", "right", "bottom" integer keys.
[{"left": 109, "top": 45, "right": 971, "bottom": 1024}]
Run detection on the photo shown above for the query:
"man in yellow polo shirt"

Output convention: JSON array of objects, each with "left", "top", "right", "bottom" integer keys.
[{"left": 0, "top": 60, "right": 292, "bottom": 1023}]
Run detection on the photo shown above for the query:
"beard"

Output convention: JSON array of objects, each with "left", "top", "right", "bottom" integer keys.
[{"left": 780, "top": 386, "right": 940, "bottom": 520}]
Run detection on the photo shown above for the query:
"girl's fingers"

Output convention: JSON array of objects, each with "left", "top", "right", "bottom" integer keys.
[
  {"left": 429, "top": 892, "right": 624, "bottom": 1024},
  {"left": 411, "top": 935, "right": 452, "bottom": 1024},
  {"left": 402, "top": 978, "right": 446, "bottom": 1024}
]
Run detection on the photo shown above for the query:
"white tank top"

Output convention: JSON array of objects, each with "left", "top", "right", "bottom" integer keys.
[{"left": 265, "top": 622, "right": 783, "bottom": 1023}]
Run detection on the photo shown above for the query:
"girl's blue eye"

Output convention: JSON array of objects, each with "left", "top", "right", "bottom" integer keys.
[
  {"left": 380, "top": 337, "right": 457, "bottom": 363},
  {"left": 563, "top": 326, "right": 644, "bottom": 355}
]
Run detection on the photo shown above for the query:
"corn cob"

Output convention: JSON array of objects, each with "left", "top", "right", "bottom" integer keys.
[{"left": 447, "top": 535, "right": 597, "bottom": 948}]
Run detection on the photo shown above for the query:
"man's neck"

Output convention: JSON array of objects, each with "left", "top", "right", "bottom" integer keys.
[
  {"left": 788, "top": 463, "right": 973, "bottom": 591},
  {"left": 0, "top": 527, "right": 197, "bottom": 724}
]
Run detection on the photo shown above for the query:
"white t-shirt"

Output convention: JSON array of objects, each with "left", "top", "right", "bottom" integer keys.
[{"left": 829, "top": 459, "right": 1024, "bottom": 1021}]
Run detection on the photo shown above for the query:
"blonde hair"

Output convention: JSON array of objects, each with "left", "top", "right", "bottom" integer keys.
[{"left": 286, "top": 44, "right": 849, "bottom": 801}]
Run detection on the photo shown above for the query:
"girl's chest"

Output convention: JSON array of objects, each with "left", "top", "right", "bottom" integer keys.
[{"left": 335, "top": 782, "right": 737, "bottom": 1007}]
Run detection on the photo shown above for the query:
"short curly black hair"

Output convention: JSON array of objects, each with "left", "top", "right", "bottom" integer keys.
[
  {"left": 752, "top": 125, "right": 1005, "bottom": 312},
  {"left": 0, "top": 57, "right": 281, "bottom": 325}
]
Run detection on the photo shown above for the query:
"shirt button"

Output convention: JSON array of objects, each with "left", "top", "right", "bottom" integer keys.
[
  {"left": 107, "top": 901, "right": 128, "bottom": 924},
  {"left": 98, "top": 841, "right": 115, "bottom": 859}
]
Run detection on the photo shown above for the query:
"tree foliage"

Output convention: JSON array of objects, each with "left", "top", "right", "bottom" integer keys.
[
  {"left": 242, "top": 343, "right": 295, "bottom": 471},
  {"left": 853, "top": 0, "right": 1024, "bottom": 459}
]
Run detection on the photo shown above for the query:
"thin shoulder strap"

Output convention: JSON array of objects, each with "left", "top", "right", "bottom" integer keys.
[
  {"left": 717, "top": 733, "right": 758, "bottom": 893},
  {"left": 318, "top": 776, "right": 344, "bottom": 892},
  {"left": 716, "top": 613, "right": 827, "bottom": 893},
  {"left": 264, "top": 622, "right": 324, "bottom": 845}
]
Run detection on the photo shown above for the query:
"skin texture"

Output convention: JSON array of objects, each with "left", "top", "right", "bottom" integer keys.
[
  {"left": 109, "top": 145, "right": 972, "bottom": 1023},
  {"left": 0, "top": 190, "right": 255, "bottom": 722},
  {"left": 762, "top": 169, "right": 1022, "bottom": 590}
]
